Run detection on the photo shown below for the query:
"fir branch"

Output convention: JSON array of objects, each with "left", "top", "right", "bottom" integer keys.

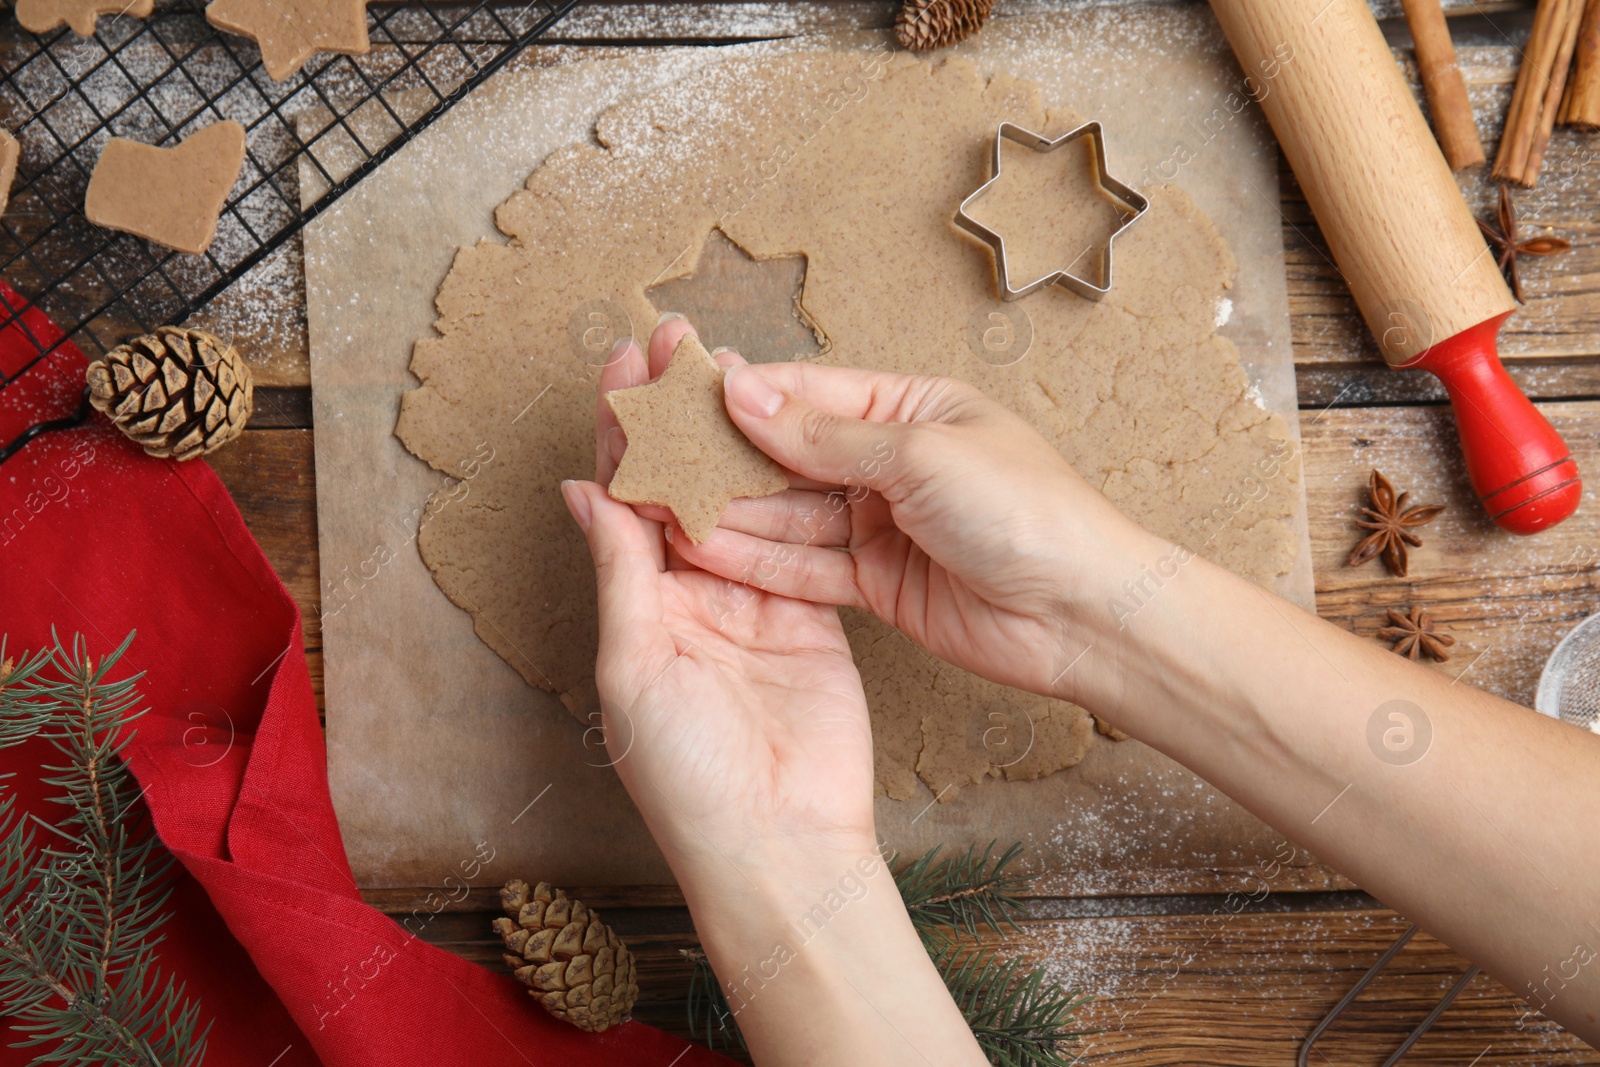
[
  {"left": 680, "top": 947, "right": 744, "bottom": 1052},
  {"left": 0, "top": 640, "right": 56, "bottom": 748},
  {"left": 894, "top": 841, "right": 1028, "bottom": 941},
  {"left": 932, "top": 943, "right": 1089, "bottom": 1067},
  {"left": 0, "top": 630, "right": 210, "bottom": 1067}
]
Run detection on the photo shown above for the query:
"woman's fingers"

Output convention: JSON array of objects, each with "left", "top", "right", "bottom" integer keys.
[
  {"left": 561, "top": 479, "right": 677, "bottom": 692},
  {"left": 636, "top": 490, "right": 854, "bottom": 548},
  {"left": 721, "top": 363, "right": 990, "bottom": 495},
  {"left": 710, "top": 346, "right": 747, "bottom": 369},
  {"left": 668, "top": 524, "right": 866, "bottom": 609},
  {"left": 630, "top": 490, "right": 853, "bottom": 544},
  {"left": 724, "top": 364, "right": 918, "bottom": 495},
  {"left": 727, "top": 362, "right": 975, "bottom": 424},
  {"left": 612, "top": 334, "right": 900, "bottom": 541},
  {"left": 648, "top": 314, "right": 697, "bottom": 375},
  {"left": 711, "top": 350, "right": 865, "bottom": 491},
  {"left": 716, "top": 489, "right": 852, "bottom": 547}
]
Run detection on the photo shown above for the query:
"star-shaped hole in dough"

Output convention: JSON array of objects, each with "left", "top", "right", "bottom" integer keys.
[
  {"left": 646, "top": 229, "right": 825, "bottom": 363},
  {"left": 605, "top": 334, "right": 788, "bottom": 543},
  {"left": 206, "top": 0, "right": 372, "bottom": 82},
  {"left": 956, "top": 121, "right": 1148, "bottom": 301}
]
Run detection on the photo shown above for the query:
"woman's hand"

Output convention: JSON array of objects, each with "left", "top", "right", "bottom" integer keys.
[
  {"left": 562, "top": 317, "right": 990, "bottom": 1066},
  {"left": 666, "top": 359, "right": 1160, "bottom": 706},
  {"left": 561, "top": 317, "right": 877, "bottom": 873},
  {"left": 664, "top": 357, "right": 1600, "bottom": 1050}
]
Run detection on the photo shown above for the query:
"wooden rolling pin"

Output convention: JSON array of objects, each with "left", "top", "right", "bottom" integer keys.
[{"left": 1209, "top": 0, "right": 1581, "bottom": 533}]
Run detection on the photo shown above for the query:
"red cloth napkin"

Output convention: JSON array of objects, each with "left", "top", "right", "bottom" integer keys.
[{"left": 0, "top": 287, "right": 728, "bottom": 1067}]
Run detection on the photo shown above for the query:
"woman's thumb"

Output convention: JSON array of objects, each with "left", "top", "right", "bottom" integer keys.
[
  {"left": 723, "top": 365, "right": 902, "bottom": 491},
  {"left": 560, "top": 480, "right": 668, "bottom": 671}
]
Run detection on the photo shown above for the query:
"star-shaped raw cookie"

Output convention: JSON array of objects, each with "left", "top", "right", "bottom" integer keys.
[
  {"left": 605, "top": 334, "right": 787, "bottom": 543},
  {"left": 206, "top": 0, "right": 371, "bottom": 82}
]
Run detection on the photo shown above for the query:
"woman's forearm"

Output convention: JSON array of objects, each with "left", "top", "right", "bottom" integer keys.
[
  {"left": 1061, "top": 525, "right": 1600, "bottom": 1042},
  {"left": 688, "top": 357, "right": 1597, "bottom": 1043}
]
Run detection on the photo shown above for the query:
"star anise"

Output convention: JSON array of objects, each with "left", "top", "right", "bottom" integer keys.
[
  {"left": 1478, "top": 184, "right": 1571, "bottom": 304},
  {"left": 1378, "top": 606, "right": 1456, "bottom": 662},
  {"left": 1347, "top": 469, "right": 1445, "bottom": 577}
]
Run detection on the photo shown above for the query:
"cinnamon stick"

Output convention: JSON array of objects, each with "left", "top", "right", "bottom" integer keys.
[
  {"left": 1401, "top": 0, "right": 1485, "bottom": 169},
  {"left": 1558, "top": 0, "right": 1600, "bottom": 128},
  {"left": 1493, "top": 0, "right": 1586, "bottom": 187}
]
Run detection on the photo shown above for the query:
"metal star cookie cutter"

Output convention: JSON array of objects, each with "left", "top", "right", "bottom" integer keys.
[{"left": 955, "top": 121, "right": 1150, "bottom": 302}]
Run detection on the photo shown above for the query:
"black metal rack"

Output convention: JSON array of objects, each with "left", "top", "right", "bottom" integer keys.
[{"left": 0, "top": 0, "right": 578, "bottom": 461}]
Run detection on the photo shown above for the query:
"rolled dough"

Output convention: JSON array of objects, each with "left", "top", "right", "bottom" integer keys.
[{"left": 397, "top": 52, "right": 1300, "bottom": 801}]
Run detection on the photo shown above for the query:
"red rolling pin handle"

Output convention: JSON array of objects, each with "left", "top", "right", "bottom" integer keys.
[
  {"left": 1206, "top": 0, "right": 1580, "bottom": 533},
  {"left": 1408, "top": 313, "right": 1582, "bottom": 534}
]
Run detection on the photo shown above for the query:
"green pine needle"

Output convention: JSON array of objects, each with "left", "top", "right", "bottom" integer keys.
[
  {"left": 0, "top": 640, "right": 56, "bottom": 749},
  {"left": 684, "top": 839, "right": 1086, "bottom": 1066},
  {"left": 681, "top": 947, "right": 745, "bottom": 1052},
  {"left": 0, "top": 630, "right": 210, "bottom": 1067},
  {"left": 932, "top": 942, "right": 1090, "bottom": 1067},
  {"left": 894, "top": 841, "right": 1028, "bottom": 942}
]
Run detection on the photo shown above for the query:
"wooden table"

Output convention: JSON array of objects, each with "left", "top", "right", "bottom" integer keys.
[{"left": 31, "top": 2, "right": 1600, "bottom": 1063}]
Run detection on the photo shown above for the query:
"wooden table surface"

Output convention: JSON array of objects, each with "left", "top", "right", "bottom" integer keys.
[{"left": 18, "top": 1, "right": 1598, "bottom": 1062}]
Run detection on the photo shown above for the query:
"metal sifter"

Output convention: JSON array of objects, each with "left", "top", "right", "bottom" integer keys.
[{"left": 1536, "top": 613, "right": 1600, "bottom": 734}]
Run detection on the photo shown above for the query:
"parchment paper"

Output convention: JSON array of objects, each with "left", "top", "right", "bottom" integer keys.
[{"left": 308, "top": 12, "right": 1316, "bottom": 892}]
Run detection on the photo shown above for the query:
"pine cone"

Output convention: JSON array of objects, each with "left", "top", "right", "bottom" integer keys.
[
  {"left": 896, "top": 0, "right": 996, "bottom": 51},
  {"left": 492, "top": 879, "right": 638, "bottom": 1033},
  {"left": 85, "top": 327, "right": 252, "bottom": 461}
]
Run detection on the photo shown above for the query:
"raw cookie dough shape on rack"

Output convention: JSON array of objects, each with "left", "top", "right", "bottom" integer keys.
[
  {"left": 0, "top": 129, "right": 18, "bottom": 218},
  {"left": 84, "top": 121, "right": 247, "bottom": 255},
  {"left": 206, "top": 0, "right": 372, "bottom": 81},
  {"left": 14, "top": 0, "right": 154, "bottom": 36}
]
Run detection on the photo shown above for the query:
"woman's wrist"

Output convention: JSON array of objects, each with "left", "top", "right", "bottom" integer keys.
[
  {"left": 653, "top": 817, "right": 890, "bottom": 967},
  {"left": 674, "top": 836, "right": 989, "bottom": 1065},
  {"left": 1034, "top": 472, "right": 1281, "bottom": 765},
  {"left": 1037, "top": 482, "right": 1182, "bottom": 703},
  {"left": 676, "top": 837, "right": 892, "bottom": 964},
  {"left": 1049, "top": 519, "right": 1287, "bottom": 767}
]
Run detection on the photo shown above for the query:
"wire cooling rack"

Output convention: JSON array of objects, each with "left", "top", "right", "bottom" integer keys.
[{"left": 0, "top": 0, "right": 578, "bottom": 461}]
